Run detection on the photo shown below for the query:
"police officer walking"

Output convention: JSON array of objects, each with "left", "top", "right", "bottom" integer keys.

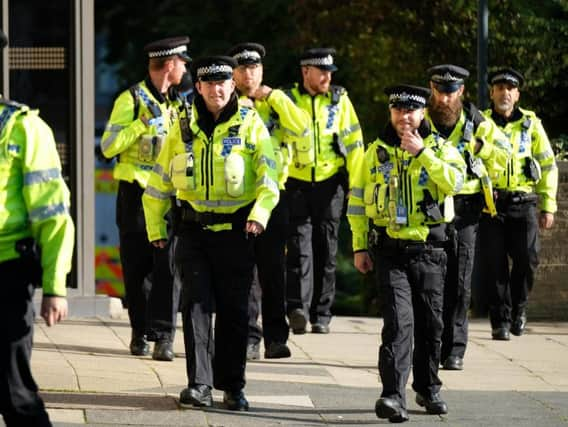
[
  {"left": 227, "top": 42, "right": 310, "bottom": 360},
  {"left": 0, "top": 29, "right": 75, "bottom": 427},
  {"left": 142, "top": 56, "right": 279, "bottom": 411},
  {"left": 480, "top": 68, "right": 558, "bottom": 340},
  {"left": 101, "top": 37, "right": 190, "bottom": 360},
  {"left": 426, "top": 65, "right": 511, "bottom": 370},
  {"left": 285, "top": 48, "right": 364, "bottom": 334},
  {"left": 348, "top": 85, "right": 466, "bottom": 423}
]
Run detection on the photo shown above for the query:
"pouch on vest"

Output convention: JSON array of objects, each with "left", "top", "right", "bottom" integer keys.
[
  {"left": 294, "top": 137, "right": 314, "bottom": 166},
  {"left": 170, "top": 152, "right": 195, "bottom": 191},
  {"left": 523, "top": 157, "right": 542, "bottom": 182},
  {"left": 225, "top": 152, "right": 245, "bottom": 197},
  {"left": 138, "top": 135, "right": 155, "bottom": 162}
]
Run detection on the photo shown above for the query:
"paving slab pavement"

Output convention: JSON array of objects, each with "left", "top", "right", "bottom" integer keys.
[{"left": 2, "top": 313, "right": 566, "bottom": 426}]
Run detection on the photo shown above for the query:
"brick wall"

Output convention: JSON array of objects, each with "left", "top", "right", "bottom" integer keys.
[{"left": 529, "top": 160, "right": 568, "bottom": 320}]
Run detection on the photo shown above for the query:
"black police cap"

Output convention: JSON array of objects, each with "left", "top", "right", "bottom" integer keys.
[
  {"left": 227, "top": 42, "right": 265, "bottom": 66},
  {"left": 488, "top": 67, "right": 524, "bottom": 88},
  {"left": 191, "top": 55, "right": 237, "bottom": 82},
  {"left": 385, "top": 84, "right": 431, "bottom": 110},
  {"left": 300, "top": 48, "right": 337, "bottom": 71},
  {"left": 144, "top": 36, "right": 191, "bottom": 62},
  {"left": 427, "top": 64, "right": 469, "bottom": 93}
]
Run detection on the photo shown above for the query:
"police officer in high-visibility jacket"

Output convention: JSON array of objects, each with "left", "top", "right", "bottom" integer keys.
[
  {"left": 227, "top": 42, "right": 310, "bottom": 360},
  {"left": 0, "top": 29, "right": 74, "bottom": 427},
  {"left": 348, "top": 85, "right": 466, "bottom": 423},
  {"left": 425, "top": 64, "right": 511, "bottom": 371},
  {"left": 480, "top": 68, "right": 557, "bottom": 340},
  {"left": 101, "top": 36, "right": 190, "bottom": 361},
  {"left": 142, "top": 56, "right": 279, "bottom": 411},
  {"left": 285, "top": 48, "right": 364, "bottom": 334}
]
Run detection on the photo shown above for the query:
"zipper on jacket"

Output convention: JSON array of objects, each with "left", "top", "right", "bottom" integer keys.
[{"left": 311, "top": 96, "right": 318, "bottom": 183}]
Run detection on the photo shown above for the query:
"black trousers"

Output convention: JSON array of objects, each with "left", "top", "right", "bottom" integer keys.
[
  {"left": 286, "top": 175, "right": 345, "bottom": 326},
  {"left": 176, "top": 221, "right": 254, "bottom": 391},
  {"left": 441, "top": 194, "right": 482, "bottom": 361},
  {"left": 374, "top": 244, "right": 446, "bottom": 409},
  {"left": 248, "top": 196, "right": 290, "bottom": 347},
  {"left": 478, "top": 200, "right": 539, "bottom": 328},
  {"left": 0, "top": 258, "right": 51, "bottom": 427},
  {"left": 117, "top": 180, "right": 179, "bottom": 341}
]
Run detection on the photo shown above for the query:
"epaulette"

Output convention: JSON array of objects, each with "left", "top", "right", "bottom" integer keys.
[
  {"left": 0, "top": 98, "right": 28, "bottom": 110},
  {"left": 128, "top": 84, "right": 141, "bottom": 120},
  {"left": 330, "top": 85, "right": 346, "bottom": 105},
  {"left": 463, "top": 101, "right": 485, "bottom": 130}
]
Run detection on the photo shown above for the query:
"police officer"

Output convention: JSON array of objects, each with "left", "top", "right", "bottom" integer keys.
[
  {"left": 0, "top": 29, "right": 74, "bottom": 427},
  {"left": 348, "top": 85, "right": 466, "bottom": 422},
  {"left": 426, "top": 64, "right": 511, "bottom": 370},
  {"left": 142, "top": 56, "right": 279, "bottom": 411},
  {"left": 227, "top": 42, "right": 310, "bottom": 359},
  {"left": 285, "top": 48, "right": 364, "bottom": 334},
  {"left": 101, "top": 36, "right": 190, "bottom": 360},
  {"left": 480, "top": 68, "right": 557, "bottom": 340}
]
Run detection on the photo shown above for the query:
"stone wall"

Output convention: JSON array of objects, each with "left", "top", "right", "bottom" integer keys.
[{"left": 529, "top": 161, "right": 568, "bottom": 320}]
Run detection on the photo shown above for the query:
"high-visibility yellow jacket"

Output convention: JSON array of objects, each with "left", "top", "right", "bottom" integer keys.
[
  {"left": 283, "top": 83, "right": 364, "bottom": 188},
  {"left": 142, "top": 95, "right": 279, "bottom": 241},
  {"left": 239, "top": 89, "right": 310, "bottom": 188},
  {"left": 101, "top": 78, "right": 180, "bottom": 188},
  {"left": 483, "top": 107, "right": 558, "bottom": 213},
  {"left": 426, "top": 104, "right": 511, "bottom": 197},
  {"left": 0, "top": 99, "right": 75, "bottom": 296},
  {"left": 347, "top": 122, "right": 466, "bottom": 251}
]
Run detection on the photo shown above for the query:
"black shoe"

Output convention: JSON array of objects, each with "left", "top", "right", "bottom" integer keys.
[
  {"left": 223, "top": 390, "right": 249, "bottom": 411},
  {"left": 288, "top": 309, "right": 307, "bottom": 334},
  {"left": 265, "top": 342, "right": 291, "bottom": 359},
  {"left": 179, "top": 384, "right": 212, "bottom": 408},
  {"left": 311, "top": 323, "right": 330, "bottom": 334},
  {"left": 130, "top": 334, "right": 149, "bottom": 356},
  {"left": 375, "top": 397, "right": 409, "bottom": 423},
  {"left": 492, "top": 327, "right": 511, "bottom": 341},
  {"left": 510, "top": 312, "right": 527, "bottom": 336},
  {"left": 415, "top": 392, "right": 448, "bottom": 415},
  {"left": 442, "top": 355, "right": 464, "bottom": 370},
  {"left": 152, "top": 339, "right": 174, "bottom": 361},
  {"left": 246, "top": 342, "right": 260, "bottom": 360}
]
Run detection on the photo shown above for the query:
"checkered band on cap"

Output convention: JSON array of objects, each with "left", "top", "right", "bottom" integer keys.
[
  {"left": 300, "top": 54, "right": 334, "bottom": 67},
  {"left": 431, "top": 72, "right": 462, "bottom": 82},
  {"left": 147, "top": 45, "right": 188, "bottom": 58},
  {"left": 233, "top": 50, "right": 261, "bottom": 62},
  {"left": 491, "top": 72, "right": 519, "bottom": 85},
  {"left": 197, "top": 64, "right": 233, "bottom": 78},
  {"left": 388, "top": 92, "right": 427, "bottom": 107}
]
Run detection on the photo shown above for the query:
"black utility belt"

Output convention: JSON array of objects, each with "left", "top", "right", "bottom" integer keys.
[
  {"left": 495, "top": 190, "right": 538, "bottom": 205},
  {"left": 454, "top": 193, "right": 484, "bottom": 214},
  {"left": 178, "top": 202, "right": 250, "bottom": 226},
  {"left": 376, "top": 235, "right": 447, "bottom": 253}
]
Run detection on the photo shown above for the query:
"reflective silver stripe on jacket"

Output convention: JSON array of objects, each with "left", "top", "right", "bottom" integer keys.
[
  {"left": 29, "top": 203, "right": 69, "bottom": 222},
  {"left": 345, "top": 140, "right": 363, "bottom": 154},
  {"left": 256, "top": 176, "right": 279, "bottom": 194},
  {"left": 346, "top": 205, "right": 365, "bottom": 216},
  {"left": 341, "top": 124, "right": 361, "bottom": 138},
  {"left": 24, "top": 168, "right": 61, "bottom": 185},
  {"left": 145, "top": 185, "right": 172, "bottom": 200},
  {"left": 351, "top": 187, "right": 364, "bottom": 199},
  {"left": 192, "top": 199, "right": 246, "bottom": 208},
  {"left": 257, "top": 155, "right": 276, "bottom": 170}
]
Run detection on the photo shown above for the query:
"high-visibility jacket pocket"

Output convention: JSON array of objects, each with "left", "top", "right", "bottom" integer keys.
[
  {"left": 170, "top": 153, "right": 195, "bottom": 191},
  {"left": 294, "top": 138, "right": 314, "bottom": 166},
  {"left": 225, "top": 152, "right": 245, "bottom": 197}
]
